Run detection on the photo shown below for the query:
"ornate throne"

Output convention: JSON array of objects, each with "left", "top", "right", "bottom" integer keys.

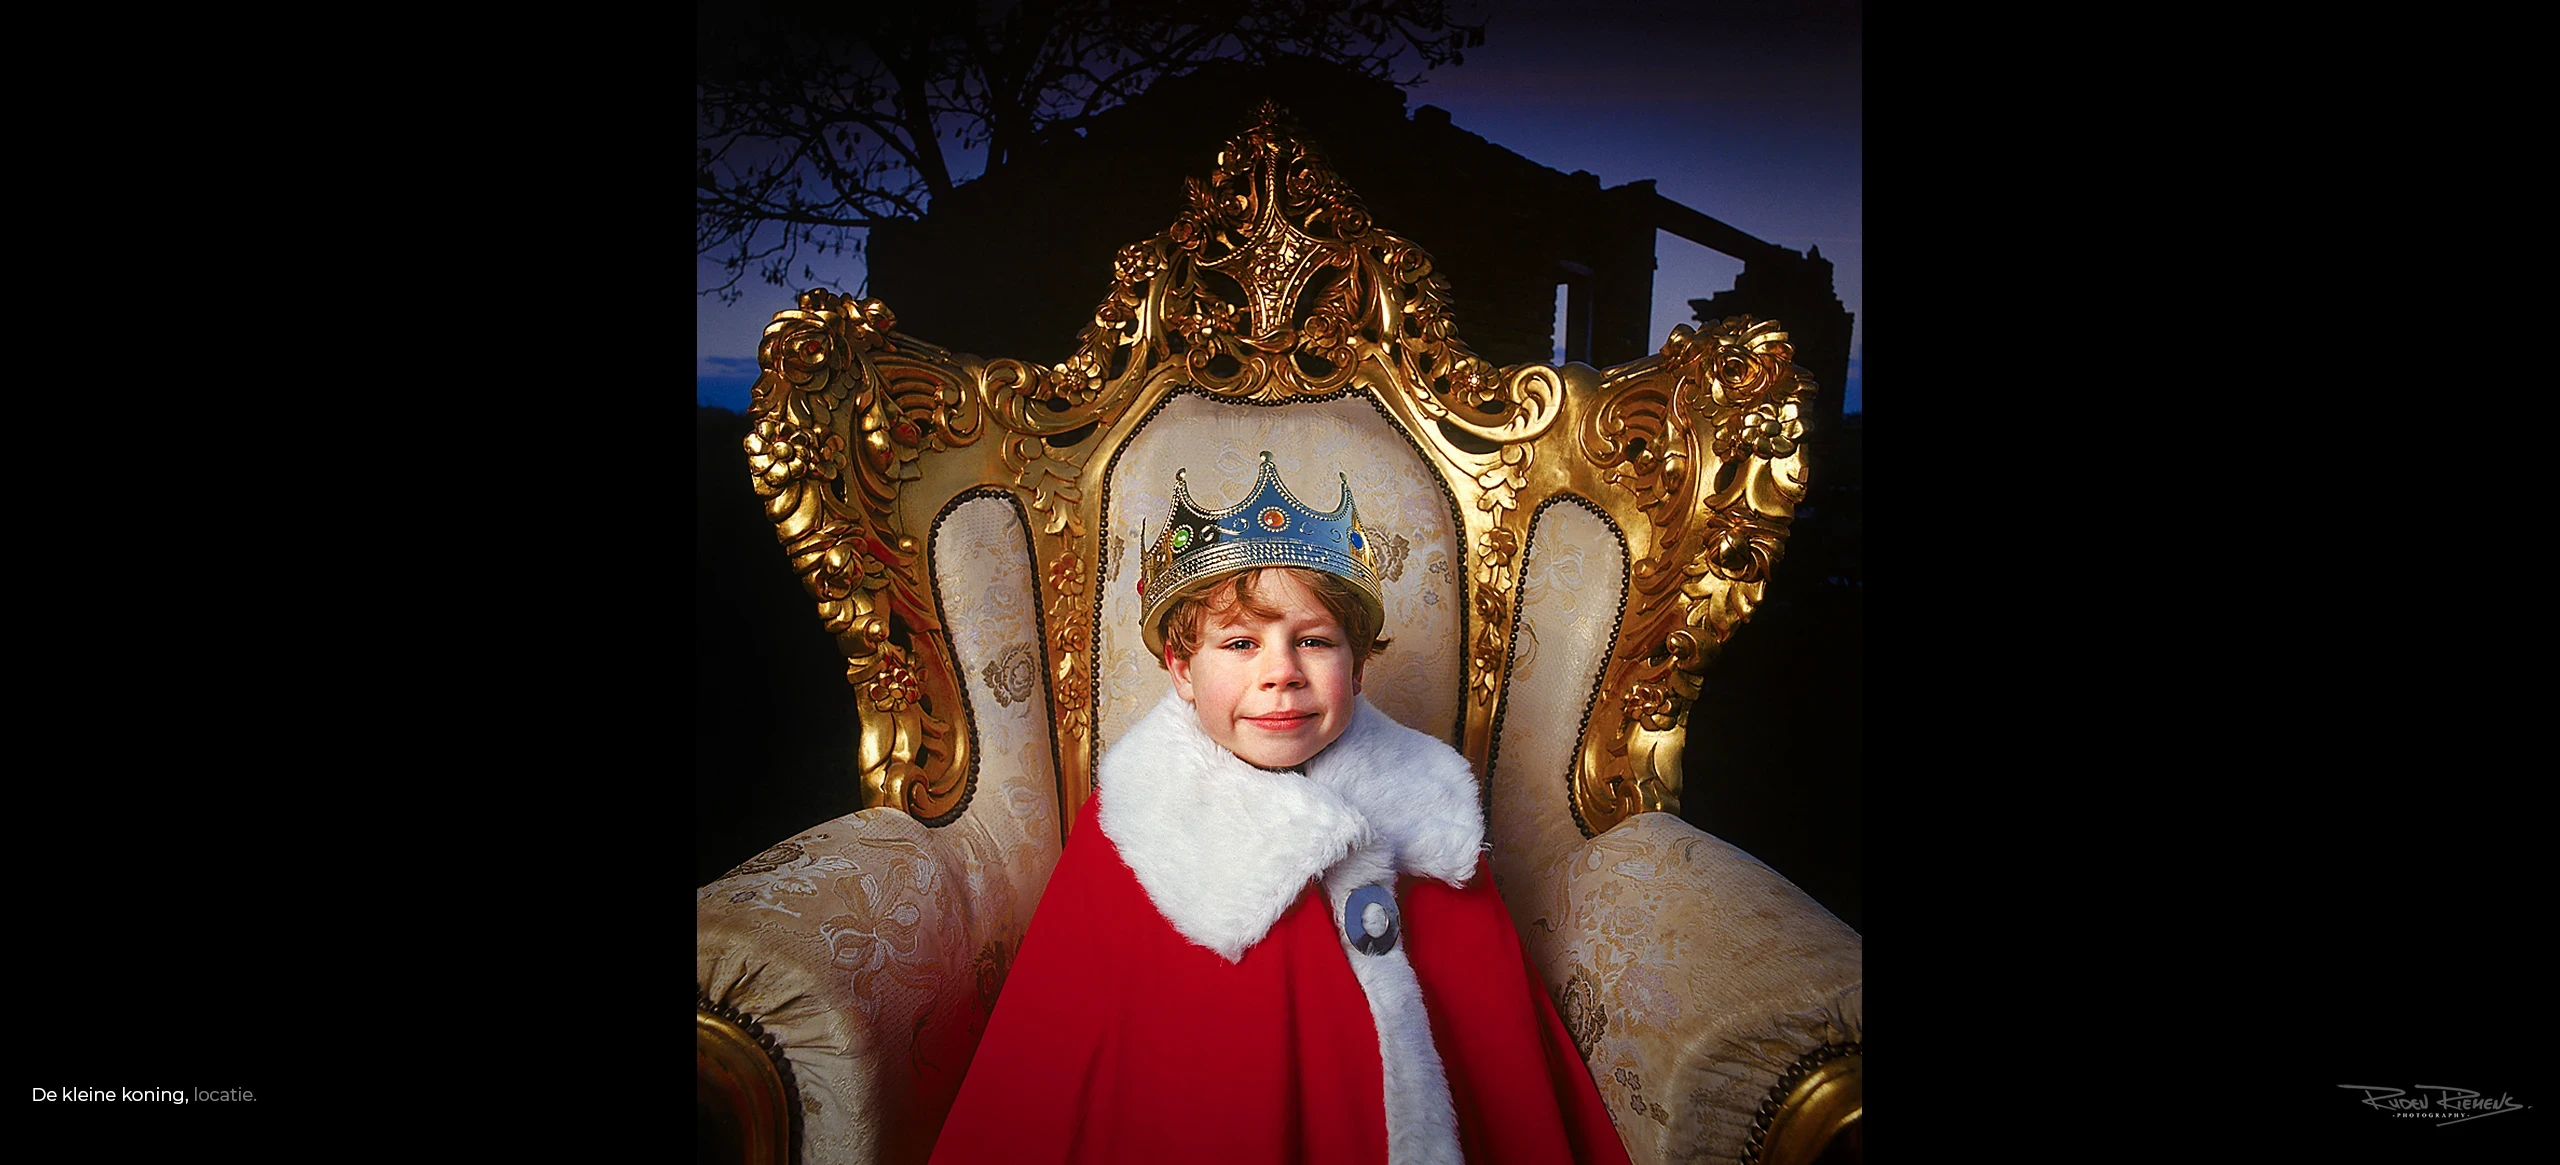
[{"left": 697, "top": 105, "right": 1861, "bottom": 1165}]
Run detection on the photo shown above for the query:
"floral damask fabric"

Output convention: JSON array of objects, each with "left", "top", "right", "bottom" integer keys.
[
  {"left": 1490, "top": 502, "right": 1626, "bottom": 893},
  {"left": 1093, "top": 392, "right": 1466, "bottom": 755},
  {"left": 928, "top": 494, "right": 1064, "bottom": 930},
  {"left": 699, "top": 806, "right": 1052, "bottom": 1165},
  {"left": 979, "top": 643, "right": 1038, "bottom": 708},
  {"left": 1511, "top": 815, "right": 1862, "bottom": 1165}
]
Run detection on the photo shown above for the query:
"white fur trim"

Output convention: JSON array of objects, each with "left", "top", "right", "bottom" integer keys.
[
  {"left": 1097, "top": 687, "right": 1482, "bottom": 1165},
  {"left": 1301, "top": 698, "right": 1485, "bottom": 887},
  {"left": 1097, "top": 688, "right": 1367, "bottom": 962},
  {"left": 1322, "top": 856, "right": 1465, "bottom": 1165}
]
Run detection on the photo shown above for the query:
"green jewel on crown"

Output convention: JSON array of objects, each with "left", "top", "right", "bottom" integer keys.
[{"left": 1138, "top": 450, "right": 1385, "bottom": 658}]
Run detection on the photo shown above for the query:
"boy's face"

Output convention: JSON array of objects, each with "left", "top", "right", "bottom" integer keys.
[{"left": 1167, "top": 570, "right": 1363, "bottom": 770}]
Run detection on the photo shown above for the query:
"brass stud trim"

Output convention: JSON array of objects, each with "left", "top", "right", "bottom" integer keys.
[
  {"left": 697, "top": 988, "right": 802, "bottom": 1165},
  {"left": 1740, "top": 1040, "right": 1861, "bottom": 1165}
]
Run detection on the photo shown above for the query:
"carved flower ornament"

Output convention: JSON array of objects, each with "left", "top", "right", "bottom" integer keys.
[
  {"left": 808, "top": 531, "right": 884, "bottom": 602},
  {"left": 761, "top": 314, "right": 836, "bottom": 391},
  {"left": 1047, "top": 553, "right": 1088, "bottom": 599},
  {"left": 1049, "top": 614, "right": 1088, "bottom": 658},
  {"left": 1053, "top": 667, "right": 1091, "bottom": 712},
  {"left": 1446, "top": 358, "right": 1500, "bottom": 405},
  {"left": 745, "top": 419, "right": 847, "bottom": 492},
  {"left": 1626, "top": 680, "right": 1680, "bottom": 731},
  {"left": 863, "top": 654, "right": 925, "bottom": 713},
  {"left": 1297, "top": 306, "right": 1353, "bottom": 358},
  {"left": 1113, "top": 242, "right": 1164, "bottom": 287},
  {"left": 840, "top": 295, "right": 898, "bottom": 351},
  {"left": 1719, "top": 400, "right": 1804, "bottom": 462}
]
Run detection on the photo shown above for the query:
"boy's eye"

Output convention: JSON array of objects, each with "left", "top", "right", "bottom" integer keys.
[
  {"left": 1298, "top": 637, "right": 1336, "bottom": 649},
  {"left": 1221, "top": 638, "right": 1256, "bottom": 651}
]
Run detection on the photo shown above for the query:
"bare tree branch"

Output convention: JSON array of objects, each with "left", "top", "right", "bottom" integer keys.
[{"left": 697, "top": 0, "right": 1486, "bottom": 303}]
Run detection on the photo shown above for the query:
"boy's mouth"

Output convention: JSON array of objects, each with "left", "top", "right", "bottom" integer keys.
[{"left": 1243, "top": 711, "right": 1317, "bottom": 729}]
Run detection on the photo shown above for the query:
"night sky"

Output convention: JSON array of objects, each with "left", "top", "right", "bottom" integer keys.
[{"left": 695, "top": 0, "right": 1861, "bottom": 413}]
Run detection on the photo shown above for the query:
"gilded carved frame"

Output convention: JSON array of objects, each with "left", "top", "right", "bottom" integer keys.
[{"left": 742, "top": 103, "right": 1813, "bottom": 837}]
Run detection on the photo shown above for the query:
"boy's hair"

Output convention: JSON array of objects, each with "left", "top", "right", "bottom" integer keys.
[{"left": 1155, "top": 568, "right": 1391, "bottom": 668}]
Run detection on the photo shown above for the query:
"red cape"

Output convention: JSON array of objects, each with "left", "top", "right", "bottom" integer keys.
[{"left": 930, "top": 796, "right": 1632, "bottom": 1165}]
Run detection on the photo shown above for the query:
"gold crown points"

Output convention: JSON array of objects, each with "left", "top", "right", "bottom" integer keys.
[{"left": 1137, "top": 451, "right": 1383, "bottom": 655}]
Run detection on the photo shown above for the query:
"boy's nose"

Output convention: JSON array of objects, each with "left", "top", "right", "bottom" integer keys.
[{"left": 1260, "top": 649, "right": 1306, "bottom": 688}]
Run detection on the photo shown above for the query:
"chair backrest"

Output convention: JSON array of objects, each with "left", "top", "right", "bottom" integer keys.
[{"left": 740, "top": 102, "right": 1814, "bottom": 863}]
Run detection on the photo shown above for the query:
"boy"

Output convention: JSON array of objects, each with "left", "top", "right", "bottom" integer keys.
[{"left": 930, "top": 453, "right": 1628, "bottom": 1165}]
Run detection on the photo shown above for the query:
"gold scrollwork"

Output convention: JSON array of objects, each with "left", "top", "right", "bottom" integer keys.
[
  {"left": 1565, "top": 316, "right": 1816, "bottom": 835},
  {"left": 746, "top": 289, "right": 984, "bottom": 824},
  {"left": 1469, "top": 525, "right": 1521, "bottom": 708}
]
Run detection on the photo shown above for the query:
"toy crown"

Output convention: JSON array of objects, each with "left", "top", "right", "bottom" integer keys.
[{"left": 1137, "top": 451, "right": 1384, "bottom": 658}]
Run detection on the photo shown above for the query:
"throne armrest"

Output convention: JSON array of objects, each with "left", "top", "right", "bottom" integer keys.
[
  {"left": 697, "top": 807, "right": 1041, "bottom": 1165},
  {"left": 1514, "top": 813, "right": 1862, "bottom": 1165}
]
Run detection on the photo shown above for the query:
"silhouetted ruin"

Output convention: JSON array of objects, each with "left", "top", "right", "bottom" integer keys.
[{"left": 862, "top": 59, "right": 1850, "bottom": 424}]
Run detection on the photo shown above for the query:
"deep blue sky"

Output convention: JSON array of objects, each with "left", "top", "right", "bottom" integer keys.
[{"left": 697, "top": 0, "right": 1860, "bottom": 414}]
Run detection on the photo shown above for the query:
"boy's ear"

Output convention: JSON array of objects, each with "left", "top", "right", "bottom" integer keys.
[{"left": 1167, "top": 646, "right": 1196, "bottom": 701}]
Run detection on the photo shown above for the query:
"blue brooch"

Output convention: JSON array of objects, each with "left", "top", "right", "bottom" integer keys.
[{"left": 1343, "top": 883, "right": 1399, "bottom": 956}]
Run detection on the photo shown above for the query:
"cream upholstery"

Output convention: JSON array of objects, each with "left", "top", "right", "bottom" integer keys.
[
  {"left": 1512, "top": 815, "right": 1862, "bottom": 1163},
  {"left": 927, "top": 492, "right": 1067, "bottom": 904},
  {"left": 1490, "top": 499, "right": 1628, "bottom": 881},
  {"left": 699, "top": 811, "right": 994, "bottom": 1165}
]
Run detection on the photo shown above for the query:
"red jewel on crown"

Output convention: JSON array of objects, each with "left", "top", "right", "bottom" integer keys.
[{"left": 1258, "top": 507, "right": 1288, "bottom": 531}]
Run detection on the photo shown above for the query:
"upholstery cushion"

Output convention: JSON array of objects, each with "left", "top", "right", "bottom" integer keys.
[
  {"left": 1488, "top": 499, "right": 1627, "bottom": 883},
  {"left": 929, "top": 493, "right": 1066, "bottom": 923},
  {"left": 1510, "top": 814, "right": 1862, "bottom": 1165}
]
